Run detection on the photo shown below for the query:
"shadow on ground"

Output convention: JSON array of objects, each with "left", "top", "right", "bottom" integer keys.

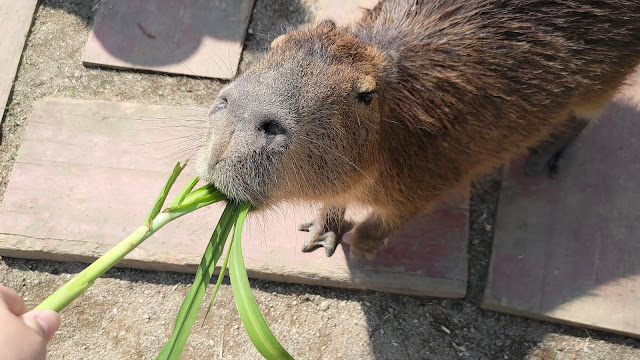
[{"left": 42, "top": 0, "right": 307, "bottom": 74}]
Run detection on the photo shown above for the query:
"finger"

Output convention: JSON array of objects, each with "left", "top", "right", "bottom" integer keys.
[
  {"left": 21, "top": 309, "right": 61, "bottom": 343},
  {"left": 0, "top": 284, "right": 27, "bottom": 315}
]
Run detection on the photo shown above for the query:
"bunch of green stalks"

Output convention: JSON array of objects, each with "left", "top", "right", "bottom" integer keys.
[{"left": 36, "top": 161, "right": 293, "bottom": 360}]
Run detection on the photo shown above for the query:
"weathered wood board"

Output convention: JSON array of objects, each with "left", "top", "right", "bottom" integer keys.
[
  {"left": 483, "top": 78, "right": 640, "bottom": 338},
  {"left": 82, "top": 0, "right": 254, "bottom": 79},
  {"left": 0, "top": 0, "right": 38, "bottom": 119},
  {"left": 0, "top": 98, "right": 470, "bottom": 297}
]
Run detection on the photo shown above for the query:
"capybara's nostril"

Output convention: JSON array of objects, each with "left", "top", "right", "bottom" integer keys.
[{"left": 258, "top": 120, "right": 287, "bottom": 138}]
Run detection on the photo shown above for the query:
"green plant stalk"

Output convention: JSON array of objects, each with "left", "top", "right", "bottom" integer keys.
[
  {"left": 168, "top": 175, "right": 199, "bottom": 208},
  {"left": 145, "top": 162, "right": 187, "bottom": 225},
  {"left": 32, "top": 161, "right": 294, "bottom": 359},
  {"left": 35, "top": 225, "right": 148, "bottom": 312},
  {"left": 36, "top": 167, "right": 225, "bottom": 312},
  {"left": 157, "top": 202, "right": 239, "bottom": 360},
  {"left": 229, "top": 202, "right": 294, "bottom": 360},
  {"left": 201, "top": 227, "right": 234, "bottom": 324}
]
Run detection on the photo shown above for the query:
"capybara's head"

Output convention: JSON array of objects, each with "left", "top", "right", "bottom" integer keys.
[{"left": 198, "top": 20, "right": 393, "bottom": 207}]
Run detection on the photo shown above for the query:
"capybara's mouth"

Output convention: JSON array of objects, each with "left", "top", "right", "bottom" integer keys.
[{"left": 205, "top": 155, "right": 276, "bottom": 209}]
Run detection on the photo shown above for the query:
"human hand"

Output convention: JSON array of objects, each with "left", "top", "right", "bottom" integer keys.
[{"left": 0, "top": 284, "right": 61, "bottom": 360}]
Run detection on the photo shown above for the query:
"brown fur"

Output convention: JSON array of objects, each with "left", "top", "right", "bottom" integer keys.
[{"left": 198, "top": 0, "right": 640, "bottom": 258}]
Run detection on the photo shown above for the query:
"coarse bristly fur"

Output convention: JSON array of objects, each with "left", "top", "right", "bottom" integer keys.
[{"left": 198, "top": 0, "right": 640, "bottom": 258}]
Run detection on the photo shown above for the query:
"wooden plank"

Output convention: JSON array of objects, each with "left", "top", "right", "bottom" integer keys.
[
  {"left": 0, "top": 98, "right": 469, "bottom": 297},
  {"left": 82, "top": 0, "right": 254, "bottom": 79},
  {"left": 483, "top": 78, "right": 640, "bottom": 337},
  {"left": 0, "top": 0, "right": 38, "bottom": 118}
]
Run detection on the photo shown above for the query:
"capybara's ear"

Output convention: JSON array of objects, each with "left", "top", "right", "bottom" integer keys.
[
  {"left": 354, "top": 75, "right": 376, "bottom": 93},
  {"left": 270, "top": 34, "right": 288, "bottom": 49}
]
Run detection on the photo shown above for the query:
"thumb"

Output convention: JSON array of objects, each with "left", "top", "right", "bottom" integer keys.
[{"left": 21, "top": 309, "right": 61, "bottom": 343}]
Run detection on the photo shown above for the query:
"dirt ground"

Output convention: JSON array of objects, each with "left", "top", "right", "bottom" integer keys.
[{"left": 1, "top": 1, "right": 639, "bottom": 359}]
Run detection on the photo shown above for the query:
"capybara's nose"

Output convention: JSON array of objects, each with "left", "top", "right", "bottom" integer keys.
[{"left": 256, "top": 118, "right": 288, "bottom": 147}]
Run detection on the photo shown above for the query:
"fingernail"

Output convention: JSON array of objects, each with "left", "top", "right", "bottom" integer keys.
[{"left": 37, "top": 316, "right": 50, "bottom": 336}]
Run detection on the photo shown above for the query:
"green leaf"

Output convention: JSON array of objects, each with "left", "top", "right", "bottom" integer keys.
[
  {"left": 162, "top": 190, "right": 225, "bottom": 217},
  {"left": 157, "top": 202, "right": 239, "bottom": 360},
  {"left": 229, "top": 203, "right": 294, "bottom": 360},
  {"left": 180, "top": 183, "right": 219, "bottom": 204},
  {"left": 145, "top": 161, "right": 187, "bottom": 224},
  {"left": 168, "top": 175, "right": 200, "bottom": 208},
  {"left": 201, "top": 222, "right": 235, "bottom": 325}
]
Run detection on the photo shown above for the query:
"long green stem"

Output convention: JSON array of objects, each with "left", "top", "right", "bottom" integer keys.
[
  {"left": 36, "top": 225, "right": 148, "bottom": 312},
  {"left": 36, "top": 165, "right": 225, "bottom": 312}
]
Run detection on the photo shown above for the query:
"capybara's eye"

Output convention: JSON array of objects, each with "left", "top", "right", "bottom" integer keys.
[
  {"left": 357, "top": 91, "right": 377, "bottom": 105},
  {"left": 210, "top": 97, "right": 228, "bottom": 116}
]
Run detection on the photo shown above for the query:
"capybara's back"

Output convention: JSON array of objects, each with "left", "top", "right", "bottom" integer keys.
[{"left": 198, "top": 0, "right": 640, "bottom": 257}]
